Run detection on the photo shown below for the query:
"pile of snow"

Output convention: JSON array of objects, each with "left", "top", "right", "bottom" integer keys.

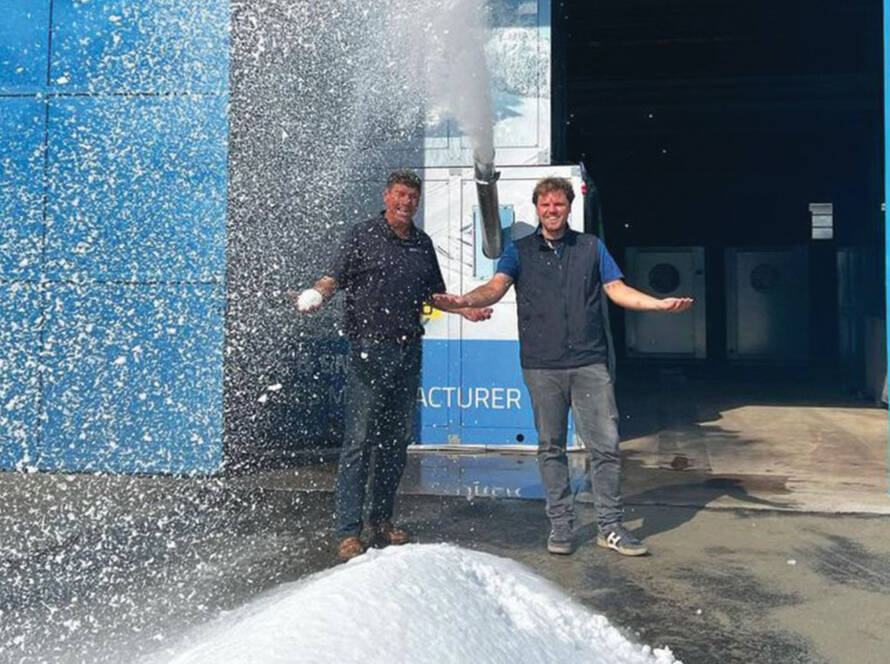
[{"left": 146, "top": 544, "right": 680, "bottom": 664}]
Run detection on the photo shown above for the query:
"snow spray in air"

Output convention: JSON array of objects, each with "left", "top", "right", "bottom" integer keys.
[
  {"left": 225, "top": 0, "right": 507, "bottom": 453},
  {"left": 353, "top": 0, "right": 503, "bottom": 256},
  {"left": 366, "top": 0, "right": 495, "bottom": 160}
]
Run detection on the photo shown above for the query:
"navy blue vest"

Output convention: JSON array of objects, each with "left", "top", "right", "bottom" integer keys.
[{"left": 514, "top": 229, "right": 609, "bottom": 369}]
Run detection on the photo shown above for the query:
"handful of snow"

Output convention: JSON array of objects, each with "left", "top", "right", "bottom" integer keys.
[{"left": 297, "top": 288, "right": 323, "bottom": 312}]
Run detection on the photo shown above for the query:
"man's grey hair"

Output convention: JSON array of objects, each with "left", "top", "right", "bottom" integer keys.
[{"left": 386, "top": 169, "right": 422, "bottom": 193}]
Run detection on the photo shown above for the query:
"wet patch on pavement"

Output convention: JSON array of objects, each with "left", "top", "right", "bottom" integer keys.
[
  {"left": 807, "top": 533, "right": 890, "bottom": 593},
  {"left": 578, "top": 559, "right": 820, "bottom": 664},
  {"left": 404, "top": 495, "right": 550, "bottom": 551},
  {"left": 673, "top": 563, "right": 800, "bottom": 610}
]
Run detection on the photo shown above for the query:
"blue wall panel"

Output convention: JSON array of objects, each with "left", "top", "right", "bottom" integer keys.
[
  {"left": 50, "top": 1, "right": 229, "bottom": 93},
  {"left": 0, "top": 98, "right": 45, "bottom": 281},
  {"left": 0, "top": 1, "right": 49, "bottom": 93},
  {"left": 0, "top": 0, "right": 231, "bottom": 474},
  {"left": 39, "top": 284, "right": 224, "bottom": 474},
  {"left": 45, "top": 96, "right": 227, "bottom": 283},
  {"left": 0, "top": 284, "right": 43, "bottom": 469}
]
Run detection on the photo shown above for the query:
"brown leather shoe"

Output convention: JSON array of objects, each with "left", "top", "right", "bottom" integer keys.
[
  {"left": 337, "top": 535, "right": 366, "bottom": 560},
  {"left": 370, "top": 521, "right": 410, "bottom": 547}
]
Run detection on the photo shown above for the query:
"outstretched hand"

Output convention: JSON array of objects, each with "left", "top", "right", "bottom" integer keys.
[
  {"left": 460, "top": 307, "right": 493, "bottom": 322},
  {"left": 658, "top": 297, "right": 694, "bottom": 312}
]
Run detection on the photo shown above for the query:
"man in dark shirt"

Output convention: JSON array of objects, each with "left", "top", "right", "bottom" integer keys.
[
  {"left": 295, "top": 170, "right": 490, "bottom": 560},
  {"left": 434, "top": 177, "right": 692, "bottom": 557}
]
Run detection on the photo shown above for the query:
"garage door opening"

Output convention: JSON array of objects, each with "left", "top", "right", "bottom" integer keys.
[{"left": 526, "top": 0, "right": 890, "bottom": 510}]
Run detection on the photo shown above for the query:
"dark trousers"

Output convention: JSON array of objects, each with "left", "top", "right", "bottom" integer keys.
[
  {"left": 335, "top": 337, "right": 422, "bottom": 536},
  {"left": 522, "top": 362, "right": 623, "bottom": 531}
]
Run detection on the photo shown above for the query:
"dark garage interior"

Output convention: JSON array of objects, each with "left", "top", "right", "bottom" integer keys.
[{"left": 554, "top": 0, "right": 885, "bottom": 394}]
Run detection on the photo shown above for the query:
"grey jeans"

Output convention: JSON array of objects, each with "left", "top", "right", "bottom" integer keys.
[{"left": 522, "top": 362, "right": 622, "bottom": 530}]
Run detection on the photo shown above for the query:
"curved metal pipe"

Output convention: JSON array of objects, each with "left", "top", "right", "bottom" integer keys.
[{"left": 473, "top": 151, "right": 503, "bottom": 259}]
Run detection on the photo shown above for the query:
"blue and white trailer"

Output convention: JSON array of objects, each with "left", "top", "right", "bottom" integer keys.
[{"left": 416, "top": 163, "right": 586, "bottom": 449}]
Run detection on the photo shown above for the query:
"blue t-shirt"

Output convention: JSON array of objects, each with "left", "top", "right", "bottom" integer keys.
[{"left": 496, "top": 233, "right": 623, "bottom": 283}]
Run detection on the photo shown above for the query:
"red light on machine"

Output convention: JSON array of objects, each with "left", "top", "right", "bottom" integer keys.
[{"left": 581, "top": 183, "right": 588, "bottom": 196}]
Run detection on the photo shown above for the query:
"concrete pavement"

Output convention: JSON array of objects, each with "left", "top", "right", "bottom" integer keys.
[
  {"left": 2, "top": 468, "right": 889, "bottom": 664},
  {"left": 2, "top": 367, "right": 889, "bottom": 663}
]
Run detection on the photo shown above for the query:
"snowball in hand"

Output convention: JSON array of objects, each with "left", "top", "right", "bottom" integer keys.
[{"left": 297, "top": 289, "right": 323, "bottom": 312}]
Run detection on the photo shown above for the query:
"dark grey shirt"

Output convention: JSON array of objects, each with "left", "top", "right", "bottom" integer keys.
[{"left": 330, "top": 214, "right": 446, "bottom": 340}]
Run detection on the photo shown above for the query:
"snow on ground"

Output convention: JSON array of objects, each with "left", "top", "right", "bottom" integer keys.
[{"left": 144, "top": 543, "right": 680, "bottom": 664}]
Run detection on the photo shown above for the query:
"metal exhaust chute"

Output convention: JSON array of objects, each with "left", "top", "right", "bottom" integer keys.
[{"left": 473, "top": 149, "right": 503, "bottom": 259}]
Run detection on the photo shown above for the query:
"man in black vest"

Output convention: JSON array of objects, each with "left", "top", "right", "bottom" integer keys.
[
  {"left": 434, "top": 177, "right": 692, "bottom": 556},
  {"left": 294, "top": 170, "right": 491, "bottom": 560}
]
